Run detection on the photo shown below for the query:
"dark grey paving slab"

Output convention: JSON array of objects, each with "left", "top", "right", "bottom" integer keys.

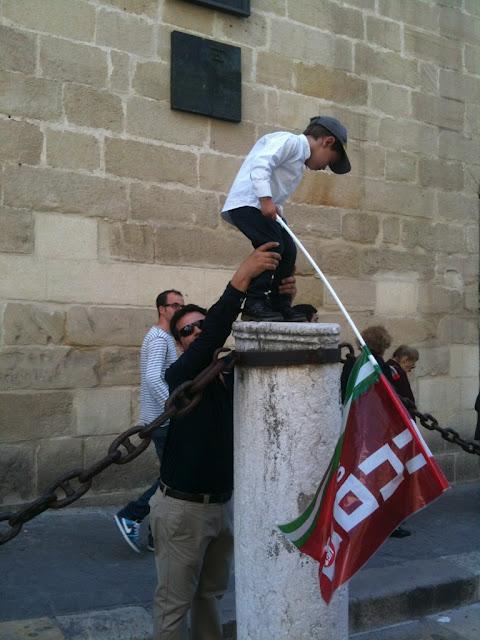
[
  {"left": 57, "top": 606, "right": 152, "bottom": 640},
  {"left": 350, "top": 553, "right": 480, "bottom": 632},
  {"left": 351, "top": 602, "right": 480, "bottom": 640},
  {"left": 0, "top": 507, "right": 156, "bottom": 621},
  {"left": 357, "top": 482, "right": 480, "bottom": 570}
]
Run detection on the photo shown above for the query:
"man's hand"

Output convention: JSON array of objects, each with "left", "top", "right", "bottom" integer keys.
[
  {"left": 231, "top": 242, "right": 281, "bottom": 293},
  {"left": 278, "top": 275, "right": 297, "bottom": 300},
  {"left": 260, "top": 196, "right": 280, "bottom": 221}
]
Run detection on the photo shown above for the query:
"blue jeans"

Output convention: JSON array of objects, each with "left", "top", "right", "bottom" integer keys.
[{"left": 117, "top": 427, "right": 168, "bottom": 522}]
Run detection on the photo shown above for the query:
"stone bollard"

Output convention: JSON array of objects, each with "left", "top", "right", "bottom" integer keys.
[{"left": 232, "top": 321, "right": 348, "bottom": 640}]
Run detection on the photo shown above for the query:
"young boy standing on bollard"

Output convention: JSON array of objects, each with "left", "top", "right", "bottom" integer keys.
[{"left": 221, "top": 116, "right": 351, "bottom": 322}]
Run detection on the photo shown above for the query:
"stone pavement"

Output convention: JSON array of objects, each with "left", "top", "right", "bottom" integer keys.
[
  {"left": 351, "top": 602, "right": 480, "bottom": 640},
  {"left": 0, "top": 482, "right": 479, "bottom": 639}
]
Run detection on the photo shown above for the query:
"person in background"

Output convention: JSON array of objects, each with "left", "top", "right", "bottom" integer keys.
[
  {"left": 387, "top": 345, "right": 419, "bottom": 407},
  {"left": 292, "top": 303, "right": 318, "bottom": 322},
  {"left": 114, "top": 289, "right": 184, "bottom": 553},
  {"left": 340, "top": 325, "right": 394, "bottom": 403}
]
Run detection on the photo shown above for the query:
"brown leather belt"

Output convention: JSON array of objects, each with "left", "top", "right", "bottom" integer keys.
[{"left": 159, "top": 480, "right": 232, "bottom": 505}]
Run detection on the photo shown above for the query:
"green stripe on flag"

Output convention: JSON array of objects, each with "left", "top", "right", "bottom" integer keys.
[
  {"left": 278, "top": 434, "right": 345, "bottom": 547},
  {"left": 344, "top": 346, "right": 380, "bottom": 405}
]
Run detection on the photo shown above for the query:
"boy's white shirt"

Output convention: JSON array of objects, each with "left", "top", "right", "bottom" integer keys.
[{"left": 221, "top": 131, "right": 310, "bottom": 223}]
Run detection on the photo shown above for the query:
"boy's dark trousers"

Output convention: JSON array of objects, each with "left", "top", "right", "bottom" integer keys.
[{"left": 229, "top": 206, "right": 297, "bottom": 308}]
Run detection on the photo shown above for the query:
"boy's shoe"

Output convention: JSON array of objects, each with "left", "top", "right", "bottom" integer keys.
[
  {"left": 114, "top": 515, "right": 141, "bottom": 553},
  {"left": 241, "top": 298, "right": 284, "bottom": 322},
  {"left": 147, "top": 527, "right": 154, "bottom": 552},
  {"left": 270, "top": 293, "right": 306, "bottom": 322}
]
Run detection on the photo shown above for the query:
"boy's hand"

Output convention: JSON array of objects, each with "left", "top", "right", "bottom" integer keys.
[
  {"left": 231, "top": 242, "right": 281, "bottom": 293},
  {"left": 260, "top": 196, "right": 280, "bottom": 220}
]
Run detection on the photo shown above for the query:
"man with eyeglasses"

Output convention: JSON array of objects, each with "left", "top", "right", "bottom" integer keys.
[
  {"left": 149, "top": 243, "right": 292, "bottom": 640},
  {"left": 114, "top": 289, "right": 184, "bottom": 553}
]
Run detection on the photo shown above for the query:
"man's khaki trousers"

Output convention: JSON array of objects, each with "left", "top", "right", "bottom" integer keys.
[{"left": 149, "top": 489, "right": 233, "bottom": 640}]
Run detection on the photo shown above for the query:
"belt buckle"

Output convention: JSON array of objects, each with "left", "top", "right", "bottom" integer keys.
[{"left": 203, "top": 493, "right": 210, "bottom": 505}]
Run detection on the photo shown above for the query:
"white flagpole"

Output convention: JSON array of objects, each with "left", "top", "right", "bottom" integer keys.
[{"left": 276, "top": 216, "right": 368, "bottom": 351}]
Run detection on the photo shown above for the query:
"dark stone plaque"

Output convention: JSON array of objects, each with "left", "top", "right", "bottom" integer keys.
[
  {"left": 182, "top": 0, "right": 250, "bottom": 17},
  {"left": 171, "top": 31, "right": 242, "bottom": 122}
]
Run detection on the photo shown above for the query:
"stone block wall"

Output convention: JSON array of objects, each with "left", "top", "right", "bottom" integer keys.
[{"left": 0, "top": 0, "right": 479, "bottom": 507}]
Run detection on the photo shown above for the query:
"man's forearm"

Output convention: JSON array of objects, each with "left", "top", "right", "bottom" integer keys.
[{"left": 166, "top": 284, "right": 244, "bottom": 389}]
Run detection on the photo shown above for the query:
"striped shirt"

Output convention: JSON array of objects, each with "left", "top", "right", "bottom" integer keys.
[{"left": 139, "top": 326, "right": 178, "bottom": 425}]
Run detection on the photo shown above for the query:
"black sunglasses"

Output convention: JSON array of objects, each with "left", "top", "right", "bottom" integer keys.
[{"left": 178, "top": 319, "right": 204, "bottom": 338}]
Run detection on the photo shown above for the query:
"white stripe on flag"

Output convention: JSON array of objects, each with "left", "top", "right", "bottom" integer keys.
[
  {"left": 410, "top": 418, "right": 433, "bottom": 457},
  {"left": 282, "top": 480, "right": 327, "bottom": 543},
  {"left": 342, "top": 360, "right": 376, "bottom": 429},
  {"left": 354, "top": 360, "right": 376, "bottom": 388}
]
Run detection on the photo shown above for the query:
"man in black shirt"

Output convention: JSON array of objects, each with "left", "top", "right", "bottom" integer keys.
[{"left": 149, "top": 242, "right": 283, "bottom": 640}]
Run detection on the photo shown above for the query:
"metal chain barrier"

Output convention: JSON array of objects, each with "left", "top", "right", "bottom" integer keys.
[
  {"left": 0, "top": 348, "right": 237, "bottom": 545},
  {"left": 2, "top": 343, "right": 479, "bottom": 545},
  {"left": 401, "top": 397, "right": 480, "bottom": 457},
  {"left": 342, "top": 347, "right": 480, "bottom": 457}
]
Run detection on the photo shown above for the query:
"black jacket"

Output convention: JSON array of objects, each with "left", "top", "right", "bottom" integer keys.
[
  {"left": 386, "top": 359, "right": 416, "bottom": 405},
  {"left": 161, "top": 283, "right": 244, "bottom": 494}
]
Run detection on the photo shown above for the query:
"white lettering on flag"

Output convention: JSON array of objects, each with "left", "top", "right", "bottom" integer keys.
[
  {"left": 333, "top": 428, "right": 432, "bottom": 536},
  {"left": 406, "top": 454, "right": 427, "bottom": 474},
  {"left": 393, "top": 429, "right": 412, "bottom": 449},
  {"left": 333, "top": 474, "right": 379, "bottom": 532},
  {"left": 392, "top": 428, "right": 427, "bottom": 474},
  {"left": 321, "top": 530, "right": 343, "bottom": 581},
  {"left": 359, "top": 444, "right": 404, "bottom": 501}
]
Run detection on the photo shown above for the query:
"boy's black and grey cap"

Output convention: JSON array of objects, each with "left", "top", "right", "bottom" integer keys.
[{"left": 310, "top": 116, "right": 351, "bottom": 174}]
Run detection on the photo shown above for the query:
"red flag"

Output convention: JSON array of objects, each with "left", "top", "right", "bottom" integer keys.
[{"left": 279, "top": 346, "right": 449, "bottom": 603}]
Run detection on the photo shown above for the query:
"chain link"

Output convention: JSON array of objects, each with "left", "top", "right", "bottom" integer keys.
[
  {"left": 400, "top": 397, "right": 480, "bottom": 456},
  {"left": 0, "top": 350, "right": 237, "bottom": 545}
]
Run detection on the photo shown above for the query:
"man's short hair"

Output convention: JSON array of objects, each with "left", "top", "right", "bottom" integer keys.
[
  {"left": 361, "top": 325, "right": 392, "bottom": 357},
  {"left": 302, "top": 123, "right": 344, "bottom": 154},
  {"left": 392, "top": 345, "right": 419, "bottom": 361},
  {"left": 156, "top": 289, "right": 182, "bottom": 312},
  {"left": 292, "top": 303, "right": 317, "bottom": 322},
  {"left": 170, "top": 304, "right": 207, "bottom": 341}
]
